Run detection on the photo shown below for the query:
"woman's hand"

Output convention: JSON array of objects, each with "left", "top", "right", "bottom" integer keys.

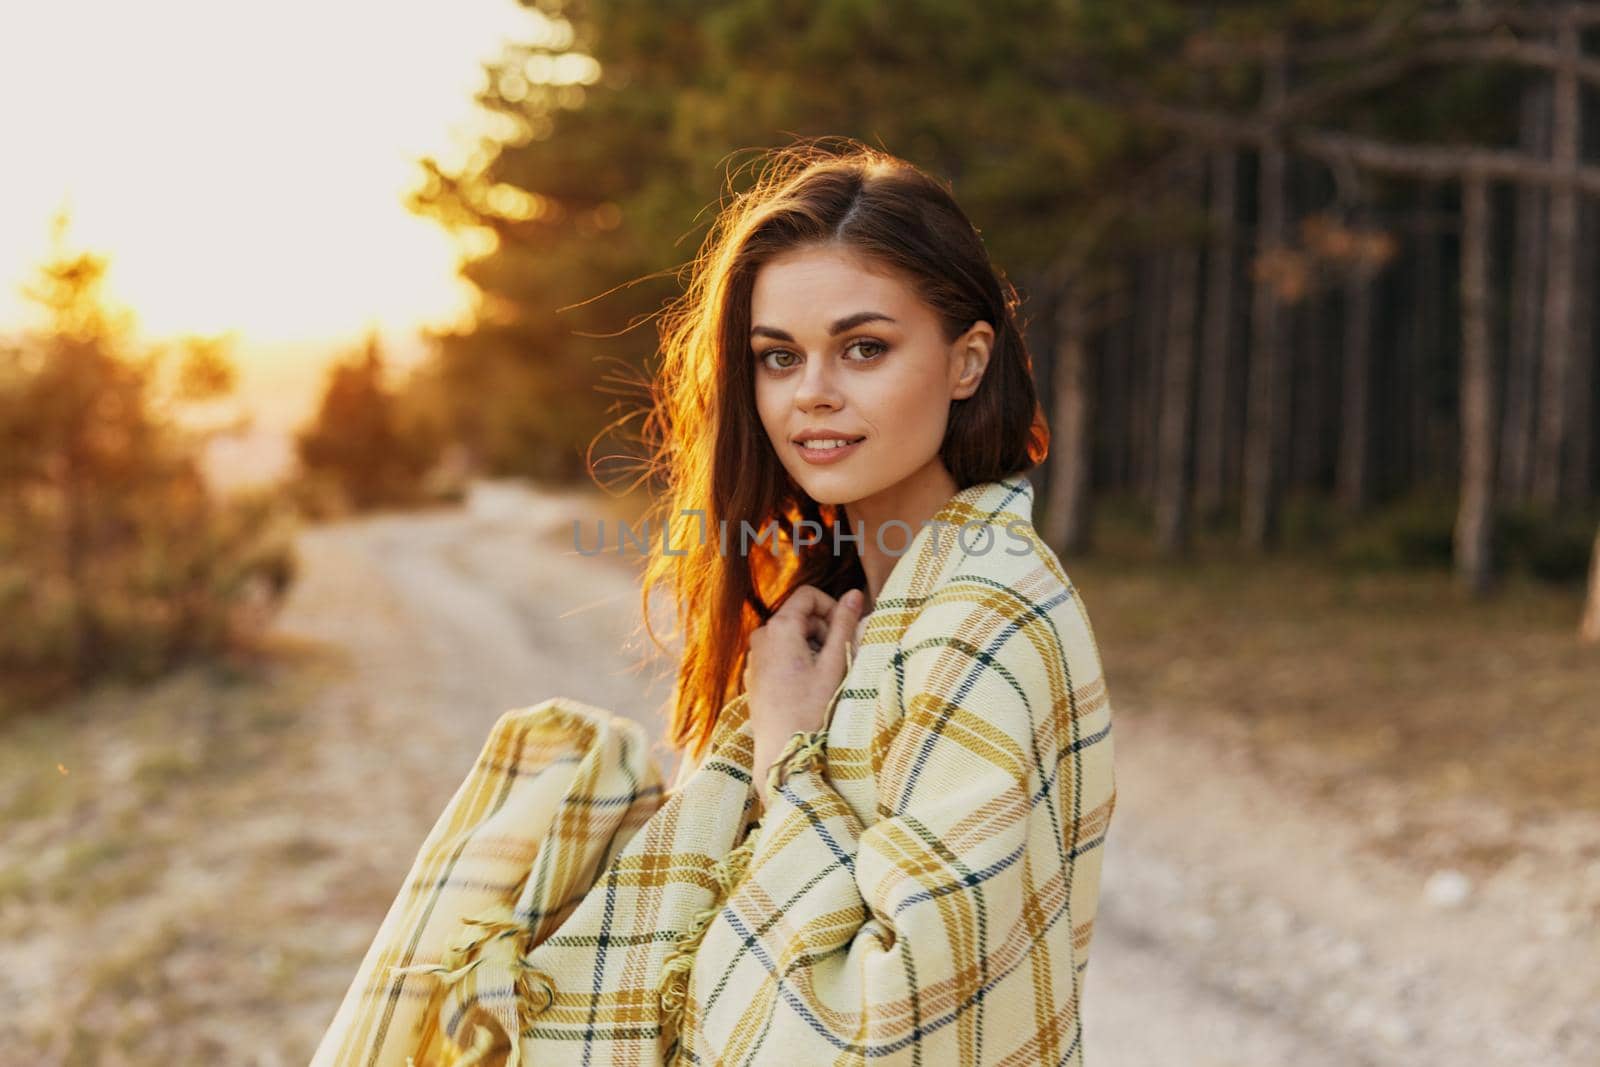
[{"left": 745, "top": 585, "right": 865, "bottom": 807}]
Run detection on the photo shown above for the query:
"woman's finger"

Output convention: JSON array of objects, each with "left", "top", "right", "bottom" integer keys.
[
  {"left": 777, "top": 587, "right": 834, "bottom": 645},
  {"left": 804, "top": 613, "right": 828, "bottom": 650},
  {"left": 775, "top": 584, "right": 838, "bottom": 622},
  {"left": 817, "top": 588, "right": 865, "bottom": 676}
]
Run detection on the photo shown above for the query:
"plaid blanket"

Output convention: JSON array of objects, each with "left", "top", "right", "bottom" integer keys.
[{"left": 310, "top": 472, "right": 1117, "bottom": 1066}]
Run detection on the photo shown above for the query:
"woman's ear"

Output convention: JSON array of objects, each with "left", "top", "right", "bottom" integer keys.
[{"left": 950, "top": 320, "right": 994, "bottom": 400}]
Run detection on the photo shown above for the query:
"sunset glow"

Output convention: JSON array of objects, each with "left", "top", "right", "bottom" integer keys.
[{"left": 0, "top": 0, "right": 548, "bottom": 385}]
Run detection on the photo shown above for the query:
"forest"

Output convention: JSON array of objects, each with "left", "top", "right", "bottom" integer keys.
[{"left": 392, "top": 0, "right": 1600, "bottom": 625}]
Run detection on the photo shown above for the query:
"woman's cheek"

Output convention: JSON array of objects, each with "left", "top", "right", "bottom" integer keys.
[{"left": 896, "top": 373, "right": 950, "bottom": 452}]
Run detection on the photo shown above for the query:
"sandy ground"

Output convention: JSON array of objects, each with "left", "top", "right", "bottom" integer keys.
[{"left": 2, "top": 478, "right": 1595, "bottom": 1065}]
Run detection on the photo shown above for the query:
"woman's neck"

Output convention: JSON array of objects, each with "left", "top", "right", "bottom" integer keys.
[{"left": 843, "top": 460, "right": 958, "bottom": 610}]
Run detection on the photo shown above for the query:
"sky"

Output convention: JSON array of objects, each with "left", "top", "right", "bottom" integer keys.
[{"left": 0, "top": 0, "right": 552, "bottom": 475}]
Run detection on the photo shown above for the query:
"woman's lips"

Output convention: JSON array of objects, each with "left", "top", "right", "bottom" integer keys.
[{"left": 794, "top": 436, "right": 866, "bottom": 465}]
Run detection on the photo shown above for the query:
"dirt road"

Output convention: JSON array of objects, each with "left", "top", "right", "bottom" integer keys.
[
  {"left": 282, "top": 481, "right": 1598, "bottom": 1065},
  {"left": 5, "top": 479, "right": 1593, "bottom": 1065}
]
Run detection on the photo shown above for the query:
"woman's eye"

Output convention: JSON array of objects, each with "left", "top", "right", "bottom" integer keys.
[
  {"left": 758, "top": 348, "right": 799, "bottom": 370},
  {"left": 756, "top": 339, "right": 886, "bottom": 372}
]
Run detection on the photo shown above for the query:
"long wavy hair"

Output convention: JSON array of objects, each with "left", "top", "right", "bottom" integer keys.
[{"left": 631, "top": 137, "right": 1049, "bottom": 760}]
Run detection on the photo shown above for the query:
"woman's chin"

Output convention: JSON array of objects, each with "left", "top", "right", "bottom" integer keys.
[{"left": 791, "top": 468, "right": 866, "bottom": 507}]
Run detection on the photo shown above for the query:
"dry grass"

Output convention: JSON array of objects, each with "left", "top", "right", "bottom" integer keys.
[
  {"left": 1067, "top": 546, "right": 1600, "bottom": 820},
  {"left": 0, "top": 639, "right": 340, "bottom": 1064}
]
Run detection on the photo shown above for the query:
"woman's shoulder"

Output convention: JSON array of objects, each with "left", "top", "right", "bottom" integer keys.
[
  {"left": 918, "top": 501, "right": 1091, "bottom": 629},
  {"left": 891, "top": 508, "right": 1110, "bottom": 718}
]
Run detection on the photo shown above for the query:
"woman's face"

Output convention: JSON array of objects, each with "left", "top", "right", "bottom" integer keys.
[{"left": 749, "top": 243, "right": 992, "bottom": 507}]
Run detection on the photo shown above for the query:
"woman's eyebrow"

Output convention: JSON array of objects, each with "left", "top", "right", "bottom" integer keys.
[{"left": 750, "top": 310, "right": 897, "bottom": 341}]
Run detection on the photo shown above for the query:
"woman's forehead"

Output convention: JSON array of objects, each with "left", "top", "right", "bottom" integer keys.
[{"left": 751, "top": 249, "right": 921, "bottom": 323}]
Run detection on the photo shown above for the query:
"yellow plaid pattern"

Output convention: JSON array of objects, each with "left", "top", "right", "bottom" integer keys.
[{"left": 310, "top": 472, "right": 1117, "bottom": 1066}]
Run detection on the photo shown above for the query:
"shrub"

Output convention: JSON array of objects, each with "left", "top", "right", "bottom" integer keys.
[{"left": 0, "top": 217, "right": 300, "bottom": 712}]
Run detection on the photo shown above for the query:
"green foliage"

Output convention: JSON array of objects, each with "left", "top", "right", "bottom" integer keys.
[
  {"left": 393, "top": 0, "right": 1596, "bottom": 591},
  {"left": 402, "top": 0, "right": 1494, "bottom": 487},
  {"left": 0, "top": 216, "right": 299, "bottom": 710},
  {"left": 1331, "top": 492, "right": 1458, "bottom": 571},
  {"left": 1278, "top": 490, "right": 1347, "bottom": 551},
  {"left": 403, "top": 0, "right": 1152, "bottom": 481},
  {"left": 292, "top": 332, "right": 446, "bottom": 516},
  {"left": 1498, "top": 504, "right": 1600, "bottom": 584},
  {"left": 1325, "top": 494, "right": 1596, "bottom": 584}
]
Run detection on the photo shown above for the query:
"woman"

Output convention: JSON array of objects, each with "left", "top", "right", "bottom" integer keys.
[{"left": 311, "top": 139, "right": 1117, "bottom": 1066}]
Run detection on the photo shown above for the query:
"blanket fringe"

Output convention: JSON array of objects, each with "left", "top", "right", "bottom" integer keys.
[
  {"left": 385, "top": 896, "right": 551, "bottom": 1066},
  {"left": 655, "top": 823, "right": 760, "bottom": 1055},
  {"left": 656, "top": 726, "right": 831, "bottom": 1061},
  {"left": 765, "top": 728, "right": 829, "bottom": 796}
]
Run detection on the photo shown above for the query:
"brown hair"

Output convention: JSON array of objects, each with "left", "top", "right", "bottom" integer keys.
[{"left": 630, "top": 136, "right": 1048, "bottom": 760}]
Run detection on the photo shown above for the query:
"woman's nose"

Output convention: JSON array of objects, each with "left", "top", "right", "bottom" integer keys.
[{"left": 793, "top": 354, "right": 843, "bottom": 408}]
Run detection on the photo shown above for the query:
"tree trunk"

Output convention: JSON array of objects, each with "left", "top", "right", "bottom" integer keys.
[
  {"left": 1502, "top": 77, "right": 1550, "bottom": 505},
  {"left": 1157, "top": 160, "right": 1203, "bottom": 555},
  {"left": 1412, "top": 185, "right": 1444, "bottom": 489},
  {"left": 1534, "top": 9, "right": 1580, "bottom": 507},
  {"left": 1196, "top": 149, "right": 1237, "bottom": 523},
  {"left": 1103, "top": 292, "right": 1132, "bottom": 492},
  {"left": 1581, "top": 523, "right": 1600, "bottom": 643},
  {"left": 1292, "top": 288, "right": 1330, "bottom": 487},
  {"left": 1134, "top": 252, "right": 1169, "bottom": 506},
  {"left": 1244, "top": 47, "right": 1290, "bottom": 550},
  {"left": 1046, "top": 283, "right": 1096, "bottom": 556},
  {"left": 1456, "top": 171, "right": 1498, "bottom": 595},
  {"left": 1338, "top": 241, "right": 1376, "bottom": 512},
  {"left": 1565, "top": 195, "right": 1596, "bottom": 502}
]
